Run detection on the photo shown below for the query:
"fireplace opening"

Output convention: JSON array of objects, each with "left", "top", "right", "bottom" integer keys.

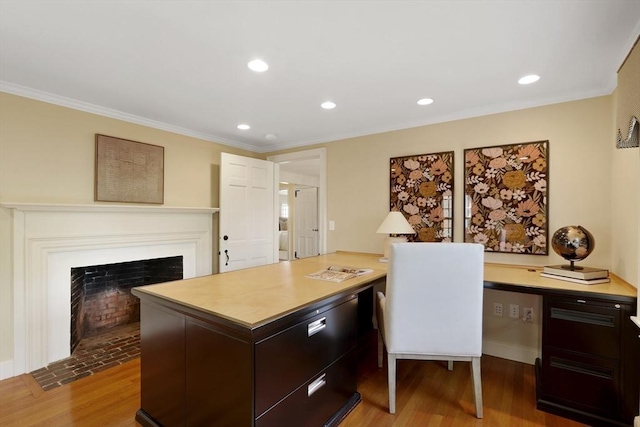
[{"left": 70, "top": 256, "right": 183, "bottom": 354}]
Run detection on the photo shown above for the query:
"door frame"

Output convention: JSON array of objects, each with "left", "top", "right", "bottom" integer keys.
[{"left": 267, "top": 148, "right": 327, "bottom": 256}]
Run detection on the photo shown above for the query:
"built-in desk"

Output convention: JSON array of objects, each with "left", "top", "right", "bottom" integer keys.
[
  {"left": 132, "top": 252, "right": 638, "bottom": 426},
  {"left": 482, "top": 263, "right": 638, "bottom": 426}
]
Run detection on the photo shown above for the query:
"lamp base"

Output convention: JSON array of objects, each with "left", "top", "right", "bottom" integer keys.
[{"left": 381, "top": 236, "right": 408, "bottom": 262}]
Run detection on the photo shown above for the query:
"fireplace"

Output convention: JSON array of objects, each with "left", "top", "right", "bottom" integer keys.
[
  {"left": 2, "top": 202, "right": 217, "bottom": 377},
  {"left": 70, "top": 256, "right": 183, "bottom": 354}
]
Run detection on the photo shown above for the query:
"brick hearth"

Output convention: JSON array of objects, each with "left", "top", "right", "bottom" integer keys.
[{"left": 30, "top": 323, "right": 140, "bottom": 391}]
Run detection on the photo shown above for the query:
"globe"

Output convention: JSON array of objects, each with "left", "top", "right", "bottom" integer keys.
[{"left": 551, "top": 225, "right": 595, "bottom": 270}]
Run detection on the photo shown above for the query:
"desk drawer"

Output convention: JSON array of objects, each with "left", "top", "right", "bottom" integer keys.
[
  {"left": 255, "top": 298, "right": 357, "bottom": 417},
  {"left": 540, "top": 348, "right": 619, "bottom": 418},
  {"left": 256, "top": 349, "right": 357, "bottom": 427},
  {"left": 544, "top": 298, "right": 621, "bottom": 359}
]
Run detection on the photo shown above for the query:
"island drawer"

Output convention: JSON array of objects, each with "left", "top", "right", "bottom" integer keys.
[
  {"left": 255, "top": 349, "right": 357, "bottom": 427},
  {"left": 544, "top": 297, "right": 621, "bottom": 359},
  {"left": 254, "top": 298, "right": 357, "bottom": 417}
]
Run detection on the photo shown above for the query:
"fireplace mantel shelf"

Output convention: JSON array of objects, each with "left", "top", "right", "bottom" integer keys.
[{"left": 1, "top": 202, "right": 219, "bottom": 214}]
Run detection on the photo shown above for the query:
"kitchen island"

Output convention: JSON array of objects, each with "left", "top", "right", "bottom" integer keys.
[{"left": 132, "top": 252, "right": 386, "bottom": 427}]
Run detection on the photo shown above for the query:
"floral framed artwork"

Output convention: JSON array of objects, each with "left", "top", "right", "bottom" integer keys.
[
  {"left": 390, "top": 151, "right": 454, "bottom": 242},
  {"left": 464, "top": 140, "right": 548, "bottom": 254}
]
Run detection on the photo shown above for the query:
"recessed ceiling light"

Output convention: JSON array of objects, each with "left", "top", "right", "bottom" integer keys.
[
  {"left": 248, "top": 59, "right": 268, "bottom": 72},
  {"left": 417, "top": 98, "right": 434, "bottom": 106},
  {"left": 321, "top": 101, "right": 336, "bottom": 110},
  {"left": 237, "top": 124, "right": 250, "bottom": 130},
  {"left": 518, "top": 74, "right": 540, "bottom": 85},
  {"left": 265, "top": 134, "right": 277, "bottom": 140}
]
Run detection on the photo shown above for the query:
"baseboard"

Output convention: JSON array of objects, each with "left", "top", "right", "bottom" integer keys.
[
  {"left": 483, "top": 339, "right": 539, "bottom": 365},
  {"left": 0, "top": 359, "right": 14, "bottom": 380}
]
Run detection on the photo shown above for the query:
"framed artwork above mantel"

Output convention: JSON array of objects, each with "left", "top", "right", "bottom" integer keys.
[
  {"left": 464, "top": 140, "right": 548, "bottom": 254},
  {"left": 95, "top": 134, "right": 165, "bottom": 204}
]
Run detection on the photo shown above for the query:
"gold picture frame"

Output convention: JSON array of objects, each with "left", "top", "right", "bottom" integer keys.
[
  {"left": 390, "top": 151, "right": 454, "bottom": 242},
  {"left": 464, "top": 140, "right": 548, "bottom": 254},
  {"left": 95, "top": 134, "right": 164, "bottom": 204}
]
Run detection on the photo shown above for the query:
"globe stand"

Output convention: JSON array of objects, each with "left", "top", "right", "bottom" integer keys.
[{"left": 560, "top": 260, "right": 584, "bottom": 271}]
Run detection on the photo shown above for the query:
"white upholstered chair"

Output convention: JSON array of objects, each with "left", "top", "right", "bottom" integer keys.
[{"left": 376, "top": 242, "right": 484, "bottom": 417}]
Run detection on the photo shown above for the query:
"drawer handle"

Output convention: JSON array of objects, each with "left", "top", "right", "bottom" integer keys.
[
  {"left": 308, "top": 317, "right": 327, "bottom": 337},
  {"left": 550, "top": 307, "right": 614, "bottom": 327},
  {"left": 307, "top": 373, "right": 326, "bottom": 396},
  {"left": 550, "top": 357, "right": 613, "bottom": 380}
]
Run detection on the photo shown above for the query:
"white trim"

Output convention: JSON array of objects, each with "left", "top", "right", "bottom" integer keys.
[
  {"left": 0, "top": 202, "right": 218, "bottom": 215},
  {"left": 0, "top": 360, "right": 13, "bottom": 381},
  {"left": 0, "top": 81, "right": 257, "bottom": 153},
  {"left": 2, "top": 203, "right": 216, "bottom": 375},
  {"left": 268, "top": 148, "right": 327, "bottom": 255},
  {"left": 2, "top": 78, "right": 621, "bottom": 154},
  {"left": 482, "top": 339, "right": 539, "bottom": 365}
]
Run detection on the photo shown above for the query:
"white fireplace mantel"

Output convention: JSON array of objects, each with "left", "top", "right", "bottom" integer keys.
[
  {"left": 2, "top": 202, "right": 218, "bottom": 377},
  {"left": 1, "top": 202, "right": 219, "bottom": 214}
]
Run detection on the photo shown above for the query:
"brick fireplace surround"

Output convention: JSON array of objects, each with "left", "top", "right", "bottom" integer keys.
[{"left": 1, "top": 203, "right": 217, "bottom": 379}]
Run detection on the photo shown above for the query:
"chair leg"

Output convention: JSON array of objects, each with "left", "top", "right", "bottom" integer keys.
[
  {"left": 387, "top": 353, "right": 397, "bottom": 414},
  {"left": 447, "top": 360, "right": 453, "bottom": 371},
  {"left": 470, "top": 357, "right": 483, "bottom": 418},
  {"left": 377, "top": 329, "right": 384, "bottom": 368}
]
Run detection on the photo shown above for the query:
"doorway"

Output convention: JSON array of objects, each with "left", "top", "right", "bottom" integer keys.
[{"left": 268, "top": 148, "right": 327, "bottom": 258}]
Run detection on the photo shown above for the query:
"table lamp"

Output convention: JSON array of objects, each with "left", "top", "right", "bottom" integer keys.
[{"left": 376, "top": 211, "right": 416, "bottom": 262}]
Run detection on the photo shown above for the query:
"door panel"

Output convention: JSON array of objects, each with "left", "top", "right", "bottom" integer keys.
[
  {"left": 220, "top": 153, "right": 275, "bottom": 272},
  {"left": 294, "top": 187, "right": 318, "bottom": 259}
]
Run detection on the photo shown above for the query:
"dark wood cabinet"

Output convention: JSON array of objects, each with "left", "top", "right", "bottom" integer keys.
[
  {"left": 134, "top": 290, "right": 362, "bottom": 427},
  {"left": 537, "top": 293, "right": 639, "bottom": 426}
]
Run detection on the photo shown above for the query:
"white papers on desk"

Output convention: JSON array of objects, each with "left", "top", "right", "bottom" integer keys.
[{"left": 306, "top": 265, "right": 374, "bottom": 283}]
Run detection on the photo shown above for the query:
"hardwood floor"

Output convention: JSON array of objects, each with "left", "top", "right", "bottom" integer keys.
[
  {"left": 0, "top": 348, "right": 586, "bottom": 427},
  {"left": 343, "top": 345, "right": 586, "bottom": 427}
]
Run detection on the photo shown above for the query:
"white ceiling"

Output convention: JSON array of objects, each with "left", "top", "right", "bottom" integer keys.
[{"left": 1, "top": 1, "right": 639, "bottom": 153}]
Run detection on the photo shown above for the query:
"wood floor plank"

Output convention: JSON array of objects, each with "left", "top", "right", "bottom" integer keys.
[{"left": 0, "top": 346, "right": 588, "bottom": 426}]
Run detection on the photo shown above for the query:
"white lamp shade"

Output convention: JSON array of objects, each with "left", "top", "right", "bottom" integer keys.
[{"left": 376, "top": 211, "right": 416, "bottom": 235}]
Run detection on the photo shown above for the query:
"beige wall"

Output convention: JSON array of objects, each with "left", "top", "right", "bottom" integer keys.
[
  {"left": 2, "top": 88, "right": 638, "bottom": 368},
  {"left": 323, "top": 96, "right": 618, "bottom": 270},
  {"left": 611, "top": 39, "right": 640, "bottom": 305},
  {"left": 270, "top": 95, "right": 639, "bottom": 363},
  {"left": 0, "top": 92, "right": 256, "bottom": 364}
]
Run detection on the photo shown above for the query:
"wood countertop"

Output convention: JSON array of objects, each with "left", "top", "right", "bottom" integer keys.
[
  {"left": 132, "top": 251, "right": 387, "bottom": 329},
  {"left": 484, "top": 263, "right": 637, "bottom": 299},
  {"left": 133, "top": 251, "right": 638, "bottom": 329}
]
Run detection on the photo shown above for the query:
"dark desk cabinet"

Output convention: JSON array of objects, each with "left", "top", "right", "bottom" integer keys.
[
  {"left": 537, "top": 293, "right": 639, "bottom": 426},
  {"left": 135, "top": 292, "right": 361, "bottom": 427}
]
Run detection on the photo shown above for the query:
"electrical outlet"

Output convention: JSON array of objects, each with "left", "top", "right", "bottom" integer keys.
[
  {"left": 493, "top": 302, "right": 503, "bottom": 317},
  {"left": 523, "top": 307, "right": 534, "bottom": 322},
  {"left": 509, "top": 304, "right": 519, "bottom": 319}
]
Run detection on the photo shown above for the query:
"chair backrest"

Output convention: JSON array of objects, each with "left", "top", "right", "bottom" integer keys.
[{"left": 384, "top": 242, "right": 484, "bottom": 357}]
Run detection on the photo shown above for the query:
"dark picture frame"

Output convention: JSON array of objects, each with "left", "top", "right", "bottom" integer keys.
[
  {"left": 463, "top": 140, "right": 548, "bottom": 254},
  {"left": 390, "top": 151, "right": 454, "bottom": 242}
]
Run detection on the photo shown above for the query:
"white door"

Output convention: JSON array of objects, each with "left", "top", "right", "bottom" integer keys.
[
  {"left": 294, "top": 187, "right": 319, "bottom": 259},
  {"left": 219, "top": 153, "right": 275, "bottom": 272}
]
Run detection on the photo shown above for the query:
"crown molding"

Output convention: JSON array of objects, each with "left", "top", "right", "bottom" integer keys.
[{"left": 0, "top": 81, "right": 260, "bottom": 153}]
